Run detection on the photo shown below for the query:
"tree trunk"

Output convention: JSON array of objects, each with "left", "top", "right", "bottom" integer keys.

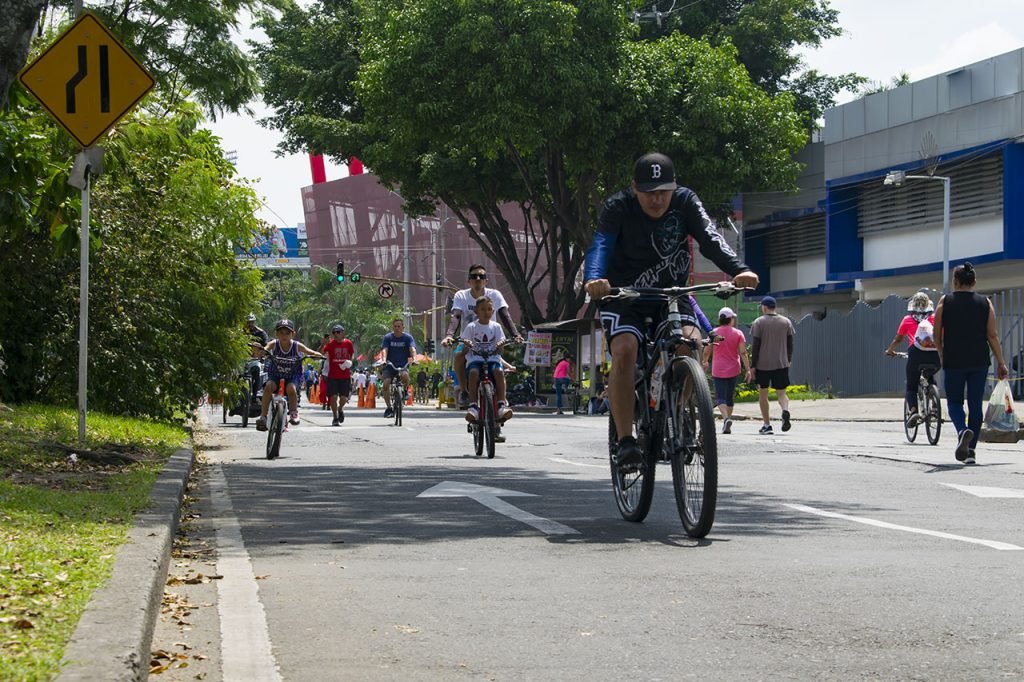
[{"left": 0, "top": 0, "right": 47, "bottom": 108}]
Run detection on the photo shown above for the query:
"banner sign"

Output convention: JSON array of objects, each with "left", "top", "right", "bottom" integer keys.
[
  {"left": 236, "top": 225, "right": 310, "bottom": 268},
  {"left": 525, "top": 331, "right": 552, "bottom": 366}
]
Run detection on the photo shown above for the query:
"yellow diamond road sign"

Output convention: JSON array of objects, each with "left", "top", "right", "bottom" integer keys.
[{"left": 18, "top": 12, "right": 155, "bottom": 149}]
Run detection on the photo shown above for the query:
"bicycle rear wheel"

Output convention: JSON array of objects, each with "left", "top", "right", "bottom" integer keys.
[
  {"left": 266, "top": 401, "right": 284, "bottom": 459},
  {"left": 481, "top": 383, "right": 496, "bottom": 459},
  {"left": 903, "top": 399, "right": 918, "bottom": 443},
  {"left": 240, "top": 386, "right": 250, "bottom": 428},
  {"left": 924, "top": 384, "right": 942, "bottom": 445},
  {"left": 608, "top": 388, "right": 657, "bottom": 523},
  {"left": 667, "top": 356, "right": 718, "bottom": 538}
]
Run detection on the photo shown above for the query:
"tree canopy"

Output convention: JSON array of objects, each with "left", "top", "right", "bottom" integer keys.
[{"left": 256, "top": 0, "right": 839, "bottom": 325}]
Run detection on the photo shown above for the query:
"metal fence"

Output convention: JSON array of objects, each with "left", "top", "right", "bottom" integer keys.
[{"left": 779, "top": 289, "right": 1024, "bottom": 398}]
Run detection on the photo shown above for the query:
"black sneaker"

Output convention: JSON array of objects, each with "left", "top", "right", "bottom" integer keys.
[
  {"left": 255, "top": 416, "right": 268, "bottom": 432},
  {"left": 615, "top": 436, "right": 643, "bottom": 468},
  {"left": 722, "top": 418, "right": 732, "bottom": 435},
  {"left": 965, "top": 449, "right": 977, "bottom": 465},
  {"left": 781, "top": 410, "right": 791, "bottom": 432},
  {"left": 457, "top": 391, "right": 470, "bottom": 409},
  {"left": 338, "top": 411, "right": 345, "bottom": 424},
  {"left": 384, "top": 407, "right": 394, "bottom": 418},
  {"left": 331, "top": 418, "right": 339, "bottom": 426},
  {"left": 955, "top": 429, "right": 973, "bottom": 462},
  {"left": 758, "top": 424, "right": 773, "bottom": 435},
  {"left": 906, "top": 411, "right": 922, "bottom": 427}
]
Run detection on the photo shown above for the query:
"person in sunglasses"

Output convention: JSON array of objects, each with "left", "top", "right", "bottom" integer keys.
[{"left": 442, "top": 264, "right": 524, "bottom": 410}]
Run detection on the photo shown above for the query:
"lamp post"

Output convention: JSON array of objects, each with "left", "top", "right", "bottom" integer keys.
[{"left": 883, "top": 170, "right": 952, "bottom": 294}]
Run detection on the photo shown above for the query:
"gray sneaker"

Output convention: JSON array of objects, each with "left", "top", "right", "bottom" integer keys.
[
  {"left": 722, "top": 418, "right": 732, "bottom": 435},
  {"left": 955, "top": 429, "right": 974, "bottom": 462},
  {"left": 781, "top": 410, "right": 792, "bottom": 432}
]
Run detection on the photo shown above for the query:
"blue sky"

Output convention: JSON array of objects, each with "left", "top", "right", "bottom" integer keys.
[{"left": 205, "top": 0, "right": 1024, "bottom": 227}]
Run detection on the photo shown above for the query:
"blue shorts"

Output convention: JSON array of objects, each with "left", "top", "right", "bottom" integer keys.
[
  {"left": 713, "top": 375, "right": 740, "bottom": 407},
  {"left": 468, "top": 360, "right": 502, "bottom": 374}
]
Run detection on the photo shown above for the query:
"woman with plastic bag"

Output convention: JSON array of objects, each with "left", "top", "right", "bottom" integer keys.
[{"left": 934, "top": 263, "right": 1010, "bottom": 464}]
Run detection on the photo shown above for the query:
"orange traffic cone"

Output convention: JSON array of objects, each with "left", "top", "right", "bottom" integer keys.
[
  {"left": 367, "top": 382, "right": 376, "bottom": 409},
  {"left": 406, "top": 387, "right": 414, "bottom": 406},
  {"left": 310, "top": 382, "right": 319, "bottom": 404},
  {"left": 357, "top": 385, "right": 365, "bottom": 408}
]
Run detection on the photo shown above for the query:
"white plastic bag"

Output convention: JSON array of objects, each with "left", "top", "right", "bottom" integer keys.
[{"left": 984, "top": 379, "right": 1019, "bottom": 432}]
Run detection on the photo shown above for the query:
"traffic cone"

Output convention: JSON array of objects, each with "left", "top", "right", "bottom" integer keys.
[
  {"left": 367, "top": 382, "right": 376, "bottom": 409},
  {"left": 310, "top": 382, "right": 319, "bottom": 404},
  {"left": 406, "top": 387, "right": 414, "bottom": 406},
  {"left": 357, "top": 385, "right": 365, "bottom": 408}
]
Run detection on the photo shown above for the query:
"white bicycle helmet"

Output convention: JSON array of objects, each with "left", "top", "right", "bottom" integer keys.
[{"left": 907, "top": 292, "right": 934, "bottom": 321}]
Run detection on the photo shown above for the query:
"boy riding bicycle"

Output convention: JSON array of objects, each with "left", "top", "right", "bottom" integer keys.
[
  {"left": 463, "top": 296, "right": 513, "bottom": 424},
  {"left": 256, "top": 319, "right": 325, "bottom": 431}
]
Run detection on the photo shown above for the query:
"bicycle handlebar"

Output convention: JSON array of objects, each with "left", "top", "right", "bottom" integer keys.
[{"left": 603, "top": 281, "right": 750, "bottom": 301}]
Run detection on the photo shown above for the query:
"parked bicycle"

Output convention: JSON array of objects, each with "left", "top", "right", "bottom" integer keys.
[
  {"left": 893, "top": 351, "right": 942, "bottom": 445},
  {"left": 600, "top": 282, "right": 747, "bottom": 538},
  {"left": 265, "top": 379, "right": 288, "bottom": 460},
  {"left": 223, "top": 358, "right": 266, "bottom": 428}
]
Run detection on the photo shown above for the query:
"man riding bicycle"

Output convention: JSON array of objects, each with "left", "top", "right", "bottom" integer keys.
[
  {"left": 256, "top": 319, "right": 325, "bottom": 430},
  {"left": 584, "top": 152, "right": 760, "bottom": 466},
  {"left": 381, "top": 318, "right": 417, "bottom": 419},
  {"left": 442, "top": 265, "right": 524, "bottom": 409}
]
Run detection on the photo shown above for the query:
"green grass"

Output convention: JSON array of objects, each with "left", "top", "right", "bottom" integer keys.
[
  {"left": 0, "top": 404, "right": 184, "bottom": 681},
  {"left": 733, "top": 383, "right": 828, "bottom": 403}
]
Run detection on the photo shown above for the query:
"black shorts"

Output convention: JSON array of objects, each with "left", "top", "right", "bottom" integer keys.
[
  {"left": 755, "top": 368, "right": 790, "bottom": 390},
  {"left": 599, "top": 297, "right": 699, "bottom": 346},
  {"left": 326, "top": 377, "right": 351, "bottom": 397},
  {"left": 382, "top": 364, "right": 406, "bottom": 380}
]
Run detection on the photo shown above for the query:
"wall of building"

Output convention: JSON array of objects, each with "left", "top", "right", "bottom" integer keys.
[{"left": 862, "top": 214, "right": 1004, "bottom": 271}]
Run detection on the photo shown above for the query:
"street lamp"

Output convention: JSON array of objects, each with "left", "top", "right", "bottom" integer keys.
[{"left": 883, "top": 170, "right": 952, "bottom": 294}]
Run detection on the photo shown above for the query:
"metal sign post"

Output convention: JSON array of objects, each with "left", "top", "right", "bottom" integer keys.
[{"left": 77, "top": 167, "right": 90, "bottom": 443}]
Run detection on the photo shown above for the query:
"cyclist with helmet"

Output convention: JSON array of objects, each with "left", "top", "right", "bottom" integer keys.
[
  {"left": 885, "top": 292, "right": 940, "bottom": 426},
  {"left": 245, "top": 313, "right": 269, "bottom": 350},
  {"left": 257, "top": 319, "right": 325, "bottom": 430}
]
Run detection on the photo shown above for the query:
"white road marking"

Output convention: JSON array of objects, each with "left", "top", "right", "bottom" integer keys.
[
  {"left": 209, "top": 464, "right": 283, "bottom": 681},
  {"left": 548, "top": 457, "right": 605, "bottom": 469},
  {"left": 784, "top": 503, "right": 1024, "bottom": 551},
  {"left": 419, "top": 481, "right": 580, "bottom": 535},
  {"left": 939, "top": 483, "right": 1024, "bottom": 498}
]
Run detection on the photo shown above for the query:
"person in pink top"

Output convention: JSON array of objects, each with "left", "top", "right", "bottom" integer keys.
[
  {"left": 885, "top": 292, "right": 939, "bottom": 426},
  {"left": 703, "top": 307, "right": 749, "bottom": 434},
  {"left": 552, "top": 354, "right": 575, "bottom": 415}
]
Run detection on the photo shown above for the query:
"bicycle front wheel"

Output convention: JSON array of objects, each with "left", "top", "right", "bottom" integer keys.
[
  {"left": 608, "top": 389, "right": 657, "bottom": 523},
  {"left": 240, "top": 385, "right": 250, "bottom": 428},
  {"left": 924, "top": 385, "right": 942, "bottom": 445},
  {"left": 266, "top": 402, "right": 284, "bottom": 460},
  {"left": 667, "top": 356, "right": 718, "bottom": 538},
  {"left": 393, "top": 385, "right": 403, "bottom": 426},
  {"left": 481, "top": 383, "right": 496, "bottom": 459}
]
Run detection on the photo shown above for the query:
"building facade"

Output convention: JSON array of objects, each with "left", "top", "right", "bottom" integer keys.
[{"left": 743, "top": 48, "right": 1024, "bottom": 320}]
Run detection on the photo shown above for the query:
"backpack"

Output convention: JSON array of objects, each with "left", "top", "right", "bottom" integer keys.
[{"left": 913, "top": 318, "right": 937, "bottom": 350}]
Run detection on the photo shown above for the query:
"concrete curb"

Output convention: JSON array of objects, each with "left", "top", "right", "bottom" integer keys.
[{"left": 58, "top": 445, "right": 195, "bottom": 682}]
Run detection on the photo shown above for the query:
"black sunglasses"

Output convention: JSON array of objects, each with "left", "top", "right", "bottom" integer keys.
[{"left": 468, "top": 273, "right": 487, "bottom": 280}]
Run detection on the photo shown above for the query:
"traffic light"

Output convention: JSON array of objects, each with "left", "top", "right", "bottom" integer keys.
[
  {"left": 336, "top": 259, "right": 345, "bottom": 283},
  {"left": 350, "top": 271, "right": 361, "bottom": 283},
  {"left": 425, "top": 339, "right": 435, "bottom": 354}
]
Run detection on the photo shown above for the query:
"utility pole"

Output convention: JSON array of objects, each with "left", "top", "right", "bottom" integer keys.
[
  {"left": 403, "top": 214, "right": 411, "bottom": 329},
  {"left": 431, "top": 226, "right": 438, "bottom": 344}
]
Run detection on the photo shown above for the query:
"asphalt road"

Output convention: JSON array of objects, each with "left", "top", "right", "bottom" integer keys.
[{"left": 150, "top": 403, "right": 1024, "bottom": 681}]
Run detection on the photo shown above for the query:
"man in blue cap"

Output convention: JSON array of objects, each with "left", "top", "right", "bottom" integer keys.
[{"left": 746, "top": 296, "right": 795, "bottom": 434}]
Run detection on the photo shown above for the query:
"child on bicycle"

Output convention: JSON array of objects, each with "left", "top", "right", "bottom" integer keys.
[
  {"left": 257, "top": 319, "right": 325, "bottom": 430},
  {"left": 885, "top": 292, "right": 939, "bottom": 426},
  {"left": 463, "top": 296, "right": 512, "bottom": 424}
]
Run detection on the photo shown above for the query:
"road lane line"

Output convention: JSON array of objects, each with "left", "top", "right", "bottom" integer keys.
[
  {"left": 784, "top": 503, "right": 1024, "bottom": 551},
  {"left": 209, "top": 464, "right": 283, "bottom": 681},
  {"left": 939, "top": 483, "right": 1024, "bottom": 498},
  {"left": 548, "top": 457, "right": 605, "bottom": 469}
]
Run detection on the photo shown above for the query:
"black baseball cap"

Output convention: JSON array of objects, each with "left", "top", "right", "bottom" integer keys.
[{"left": 633, "top": 153, "right": 677, "bottom": 192}]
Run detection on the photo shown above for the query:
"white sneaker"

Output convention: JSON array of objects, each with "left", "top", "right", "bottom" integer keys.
[
  {"left": 498, "top": 404, "right": 513, "bottom": 421},
  {"left": 466, "top": 405, "right": 479, "bottom": 422}
]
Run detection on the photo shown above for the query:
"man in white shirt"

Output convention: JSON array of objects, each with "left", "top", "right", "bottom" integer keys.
[{"left": 441, "top": 264, "right": 523, "bottom": 408}]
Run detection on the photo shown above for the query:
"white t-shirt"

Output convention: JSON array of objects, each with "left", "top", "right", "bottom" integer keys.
[
  {"left": 452, "top": 287, "right": 508, "bottom": 335},
  {"left": 354, "top": 372, "right": 367, "bottom": 388},
  {"left": 463, "top": 320, "right": 506, "bottom": 365}
]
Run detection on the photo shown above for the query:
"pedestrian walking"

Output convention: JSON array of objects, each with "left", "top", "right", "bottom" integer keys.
[
  {"left": 553, "top": 354, "right": 575, "bottom": 415},
  {"left": 934, "top": 262, "right": 1009, "bottom": 464},
  {"left": 746, "top": 296, "right": 795, "bottom": 434},
  {"left": 704, "top": 307, "right": 749, "bottom": 435}
]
